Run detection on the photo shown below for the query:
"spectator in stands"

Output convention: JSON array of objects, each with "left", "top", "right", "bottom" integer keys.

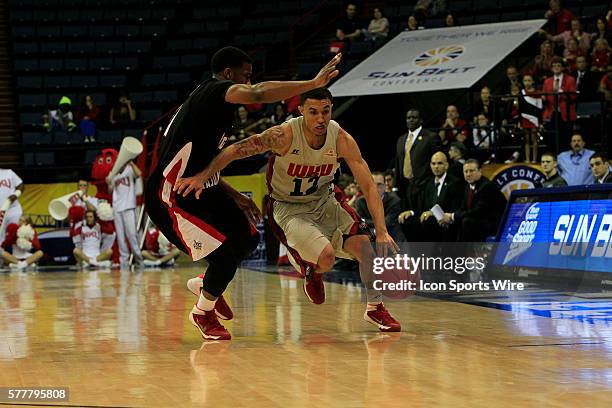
[
  {"left": 384, "top": 172, "right": 396, "bottom": 193},
  {"left": 519, "top": 74, "right": 543, "bottom": 164},
  {"left": 344, "top": 181, "right": 361, "bottom": 208},
  {"left": 76, "top": 95, "right": 101, "bottom": 143},
  {"left": 540, "top": 152, "right": 568, "bottom": 187},
  {"left": 71, "top": 209, "right": 113, "bottom": 268},
  {"left": 472, "top": 114, "right": 496, "bottom": 150},
  {"left": 528, "top": 40, "right": 555, "bottom": 83},
  {"left": 1, "top": 215, "right": 44, "bottom": 270},
  {"left": 592, "top": 17, "right": 612, "bottom": 45},
  {"left": 545, "top": 0, "right": 574, "bottom": 35},
  {"left": 363, "top": 7, "right": 389, "bottom": 43},
  {"left": 395, "top": 109, "right": 442, "bottom": 222},
  {"left": 445, "top": 13, "right": 458, "bottom": 28},
  {"left": 589, "top": 152, "right": 612, "bottom": 183},
  {"left": 542, "top": 57, "right": 576, "bottom": 150},
  {"left": 336, "top": 3, "right": 361, "bottom": 43},
  {"left": 232, "top": 106, "right": 258, "bottom": 140},
  {"left": 266, "top": 103, "right": 292, "bottom": 126},
  {"left": 575, "top": 56, "right": 600, "bottom": 99},
  {"left": 540, "top": 18, "right": 591, "bottom": 53},
  {"left": 142, "top": 223, "right": 181, "bottom": 267},
  {"left": 557, "top": 133, "right": 595, "bottom": 185},
  {"left": 439, "top": 159, "right": 507, "bottom": 242},
  {"left": 411, "top": 151, "right": 463, "bottom": 242},
  {"left": 448, "top": 142, "right": 466, "bottom": 180},
  {"left": 591, "top": 38, "right": 611, "bottom": 74},
  {"left": 599, "top": 63, "right": 612, "bottom": 102},
  {"left": 472, "top": 86, "right": 499, "bottom": 124},
  {"left": 414, "top": 0, "right": 446, "bottom": 20},
  {"left": 405, "top": 15, "right": 424, "bottom": 31},
  {"left": 499, "top": 66, "right": 522, "bottom": 95},
  {"left": 355, "top": 172, "right": 404, "bottom": 242},
  {"left": 43, "top": 96, "right": 77, "bottom": 133},
  {"left": 439, "top": 105, "right": 469, "bottom": 146},
  {"left": 563, "top": 37, "right": 584, "bottom": 72},
  {"left": 109, "top": 91, "right": 136, "bottom": 127}
]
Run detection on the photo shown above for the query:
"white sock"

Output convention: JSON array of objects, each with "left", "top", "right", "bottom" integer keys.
[
  {"left": 18, "top": 260, "right": 28, "bottom": 268},
  {"left": 366, "top": 302, "right": 382, "bottom": 311},
  {"left": 196, "top": 293, "right": 217, "bottom": 311}
]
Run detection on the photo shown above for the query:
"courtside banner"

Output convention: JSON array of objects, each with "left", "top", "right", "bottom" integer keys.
[{"left": 329, "top": 20, "right": 546, "bottom": 97}]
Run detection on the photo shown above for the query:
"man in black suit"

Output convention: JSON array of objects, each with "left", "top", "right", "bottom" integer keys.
[
  {"left": 589, "top": 152, "right": 612, "bottom": 184},
  {"left": 575, "top": 56, "right": 599, "bottom": 101},
  {"left": 448, "top": 141, "right": 467, "bottom": 180},
  {"left": 439, "top": 159, "right": 507, "bottom": 242},
  {"left": 418, "top": 152, "right": 464, "bottom": 242},
  {"left": 394, "top": 109, "right": 442, "bottom": 240},
  {"left": 355, "top": 172, "right": 405, "bottom": 241}
]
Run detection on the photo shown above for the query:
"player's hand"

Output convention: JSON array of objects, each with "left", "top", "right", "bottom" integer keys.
[
  {"left": 420, "top": 211, "right": 432, "bottom": 223},
  {"left": 375, "top": 231, "right": 399, "bottom": 258},
  {"left": 312, "top": 53, "right": 342, "bottom": 88},
  {"left": 233, "top": 194, "right": 263, "bottom": 226},
  {"left": 397, "top": 210, "right": 413, "bottom": 224},
  {"left": 174, "top": 168, "right": 214, "bottom": 199}
]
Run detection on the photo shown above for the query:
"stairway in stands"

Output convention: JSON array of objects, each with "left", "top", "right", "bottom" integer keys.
[{"left": 0, "top": 1, "right": 19, "bottom": 167}]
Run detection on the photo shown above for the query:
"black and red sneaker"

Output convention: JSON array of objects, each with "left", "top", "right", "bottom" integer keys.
[
  {"left": 189, "top": 306, "right": 231, "bottom": 340},
  {"left": 363, "top": 303, "right": 401, "bottom": 332},
  {"left": 303, "top": 266, "right": 325, "bottom": 304},
  {"left": 187, "top": 274, "right": 233, "bottom": 320}
]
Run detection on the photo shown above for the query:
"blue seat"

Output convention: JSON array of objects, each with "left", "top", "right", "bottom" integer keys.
[
  {"left": 167, "top": 38, "right": 191, "bottom": 51},
  {"left": 12, "top": 26, "right": 36, "bottom": 38},
  {"left": 151, "top": 9, "right": 175, "bottom": 20},
  {"left": 141, "top": 73, "right": 166, "bottom": 86},
  {"left": 22, "top": 131, "right": 45, "bottom": 145},
  {"left": 84, "top": 150, "right": 99, "bottom": 164},
  {"left": 97, "top": 130, "right": 122, "bottom": 143},
  {"left": 167, "top": 72, "right": 190, "bottom": 84},
  {"left": 206, "top": 21, "right": 229, "bottom": 31},
  {"left": 13, "top": 42, "right": 38, "bottom": 54},
  {"left": 99, "top": 74, "right": 126, "bottom": 87},
  {"left": 64, "top": 57, "right": 89, "bottom": 71},
  {"left": 82, "top": 9, "right": 104, "bottom": 22},
  {"left": 96, "top": 41, "right": 124, "bottom": 54},
  {"left": 193, "top": 7, "right": 217, "bottom": 18},
  {"left": 19, "top": 94, "right": 47, "bottom": 107},
  {"left": 182, "top": 22, "right": 206, "bottom": 34},
  {"left": 90, "top": 25, "right": 115, "bottom": 37},
  {"left": 62, "top": 25, "right": 89, "bottom": 37},
  {"left": 71, "top": 75, "right": 98, "bottom": 87},
  {"left": 180, "top": 54, "right": 207, "bottom": 67},
  {"left": 218, "top": 5, "right": 241, "bottom": 17},
  {"left": 114, "top": 56, "right": 138, "bottom": 70},
  {"left": 124, "top": 40, "right": 151, "bottom": 53},
  {"left": 104, "top": 9, "right": 126, "bottom": 21},
  {"left": 127, "top": 9, "right": 152, "bottom": 21},
  {"left": 13, "top": 58, "right": 39, "bottom": 71},
  {"left": 73, "top": 41, "right": 96, "bottom": 54},
  {"left": 45, "top": 75, "right": 70, "bottom": 89},
  {"left": 115, "top": 25, "right": 140, "bottom": 37},
  {"left": 154, "top": 55, "right": 180, "bottom": 69},
  {"left": 130, "top": 91, "right": 153, "bottom": 103},
  {"left": 39, "top": 58, "right": 63, "bottom": 71},
  {"left": 24, "top": 152, "right": 35, "bottom": 167},
  {"left": 142, "top": 24, "right": 166, "bottom": 36},
  {"left": 154, "top": 90, "right": 178, "bottom": 102},
  {"left": 140, "top": 109, "right": 162, "bottom": 122},
  {"left": 17, "top": 75, "right": 43, "bottom": 87},
  {"left": 53, "top": 131, "right": 82, "bottom": 145},
  {"left": 192, "top": 37, "right": 219, "bottom": 49},
  {"left": 36, "top": 152, "right": 55, "bottom": 166},
  {"left": 89, "top": 57, "right": 113, "bottom": 70},
  {"left": 37, "top": 26, "right": 62, "bottom": 38}
]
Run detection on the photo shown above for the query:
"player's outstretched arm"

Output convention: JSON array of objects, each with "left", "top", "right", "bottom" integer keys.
[
  {"left": 174, "top": 125, "right": 292, "bottom": 199},
  {"left": 338, "top": 128, "right": 399, "bottom": 255},
  {"left": 225, "top": 54, "right": 341, "bottom": 104}
]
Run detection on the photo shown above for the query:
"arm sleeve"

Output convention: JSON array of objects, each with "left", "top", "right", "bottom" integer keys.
[
  {"left": 191, "top": 80, "right": 234, "bottom": 110},
  {"left": 11, "top": 171, "right": 23, "bottom": 188}
]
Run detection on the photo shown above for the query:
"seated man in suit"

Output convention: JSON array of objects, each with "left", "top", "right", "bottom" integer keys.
[
  {"left": 418, "top": 152, "right": 464, "bottom": 242},
  {"left": 439, "top": 159, "right": 507, "bottom": 242},
  {"left": 355, "top": 172, "right": 405, "bottom": 242},
  {"left": 448, "top": 141, "right": 467, "bottom": 180},
  {"left": 589, "top": 152, "right": 612, "bottom": 184}
]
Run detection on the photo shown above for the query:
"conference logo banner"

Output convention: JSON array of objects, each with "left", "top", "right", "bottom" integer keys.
[{"left": 329, "top": 20, "right": 545, "bottom": 97}]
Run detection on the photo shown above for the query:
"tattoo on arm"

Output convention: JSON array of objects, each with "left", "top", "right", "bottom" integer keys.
[
  {"left": 234, "top": 136, "right": 265, "bottom": 158},
  {"left": 260, "top": 126, "right": 286, "bottom": 151}
]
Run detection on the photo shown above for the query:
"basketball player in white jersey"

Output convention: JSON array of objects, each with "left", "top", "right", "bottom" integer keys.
[
  {"left": 72, "top": 210, "right": 114, "bottom": 267},
  {"left": 109, "top": 161, "right": 144, "bottom": 268},
  {"left": 175, "top": 88, "right": 402, "bottom": 332},
  {"left": 0, "top": 168, "right": 24, "bottom": 249}
]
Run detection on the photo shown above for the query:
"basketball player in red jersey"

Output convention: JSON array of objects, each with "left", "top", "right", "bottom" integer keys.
[{"left": 176, "top": 88, "right": 402, "bottom": 332}]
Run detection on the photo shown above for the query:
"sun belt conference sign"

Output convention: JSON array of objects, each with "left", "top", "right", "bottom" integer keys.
[{"left": 329, "top": 20, "right": 546, "bottom": 97}]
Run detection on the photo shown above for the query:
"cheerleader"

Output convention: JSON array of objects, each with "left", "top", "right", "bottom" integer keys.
[
  {"left": 1, "top": 216, "right": 43, "bottom": 270},
  {"left": 142, "top": 223, "right": 181, "bottom": 267},
  {"left": 519, "top": 74, "right": 543, "bottom": 164}
]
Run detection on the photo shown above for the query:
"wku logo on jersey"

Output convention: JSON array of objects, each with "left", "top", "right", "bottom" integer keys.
[
  {"left": 115, "top": 176, "right": 131, "bottom": 188},
  {"left": 0, "top": 179, "right": 11, "bottom": 189},
  {"left": 82, "top": 230, "right": 100, "bottom": 240},
  {"left": 287, "top": 163, "right": 334, "bottom": 178}
]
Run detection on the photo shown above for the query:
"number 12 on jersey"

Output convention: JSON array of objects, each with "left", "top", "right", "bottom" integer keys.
[{"left": 290, "top": 176, "right": 320, "bottom": 196}]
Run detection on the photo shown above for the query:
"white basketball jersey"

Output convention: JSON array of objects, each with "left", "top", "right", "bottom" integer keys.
[
  {"left": 269, "top": 117, "right": 340, "bottom": 203},
  {"left": 112, "top": 165, "right": 136, "bottom": 212},
  {"left": 0, "top": 169, "right": 23, "bottom": 211}
]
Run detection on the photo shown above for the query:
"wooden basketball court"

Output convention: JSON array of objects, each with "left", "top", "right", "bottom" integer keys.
[{"left": 1, "top": 266, "right": 611, "bottom": 407}]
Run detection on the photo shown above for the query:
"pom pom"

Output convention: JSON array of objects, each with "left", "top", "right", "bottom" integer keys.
[
  {"left": 17, "top": 224, "right": 35, "bottom": 240},
  {"left": 157, "top": 232, "right": 171, "bottom": 256},
  {"left": 97, "top": 201, "right": 113, "bottom": 221},
  {"left": 16, "top": 237, "right": 32, "bottom": 251}
]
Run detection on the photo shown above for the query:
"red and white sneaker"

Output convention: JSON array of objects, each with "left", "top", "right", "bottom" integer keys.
[
  {"left": 364, "top": 303, "right": 401, "bottom": 332},
  {"left": 187, "top": 274, "right": 233, "bottom": 320},
  {"left": 189, "top": 306, "right": 231, "bottom": 340},
  {"left": 303, "top": 266, "right": 325, "bottom": 304}
]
